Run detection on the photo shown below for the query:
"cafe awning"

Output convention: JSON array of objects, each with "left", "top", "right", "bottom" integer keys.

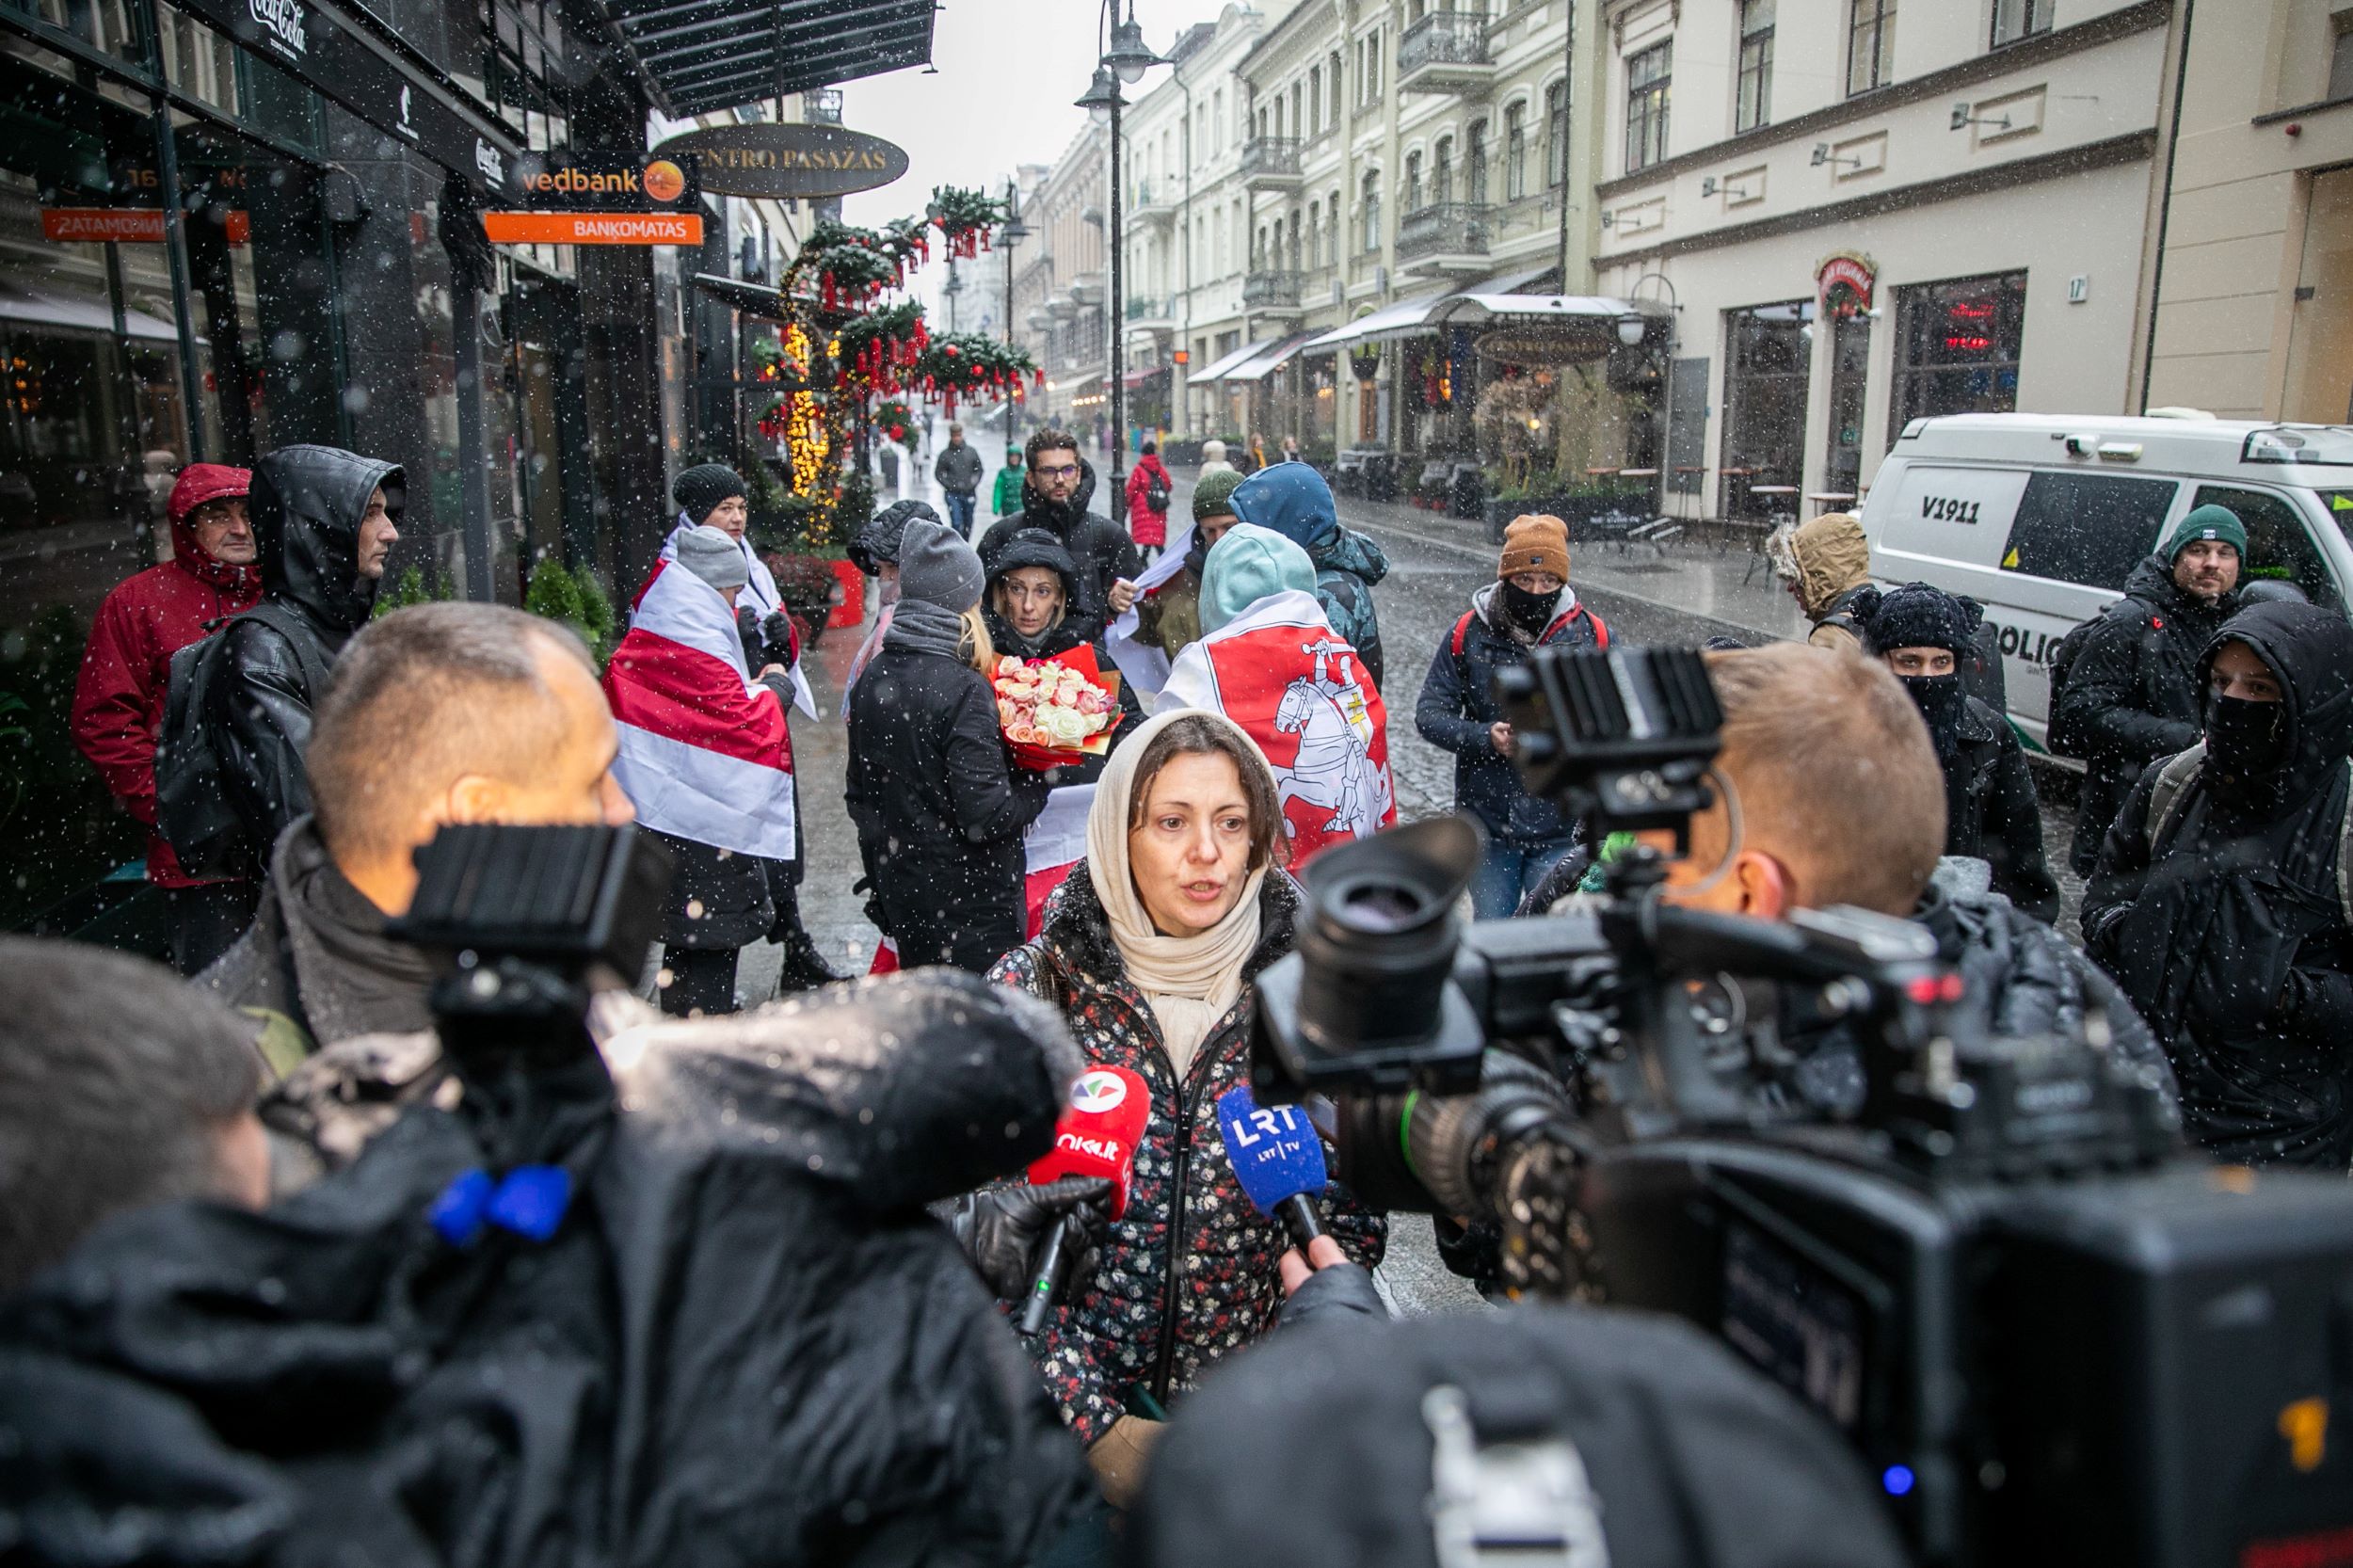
[
  {"left": 1303, "top": 292, "right": 1450, "bottom": 353},
  {"left": 1222, "top": 330, "right": 1320, "bottom": 383},
  {"left": 596, "top": 0, "right": 936, "bottom": 119},
  {"left": 1429, "top": 294, "right": 1641, "bottom": 328},
  {"left": 691, "top": 272, "right": 795, "bottom": 320},
  {"left": 1188, "top": 338, "right": 1280, "bottom": 385}
]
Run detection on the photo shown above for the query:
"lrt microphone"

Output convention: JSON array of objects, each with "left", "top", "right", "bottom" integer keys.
[
  {"left": 1214, "top": 1084, "right": 1329, "bottom": 1254},
  {"left": 1018, "top": 1064, "right": 1148, "bottom": 1334}
]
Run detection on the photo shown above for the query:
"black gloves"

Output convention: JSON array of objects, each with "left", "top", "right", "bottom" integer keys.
[
  {"left": 953, "top": 1176, "right": 1115, "bottom": 1301},
  {"left": 1282, "top": 1261, "right": 1387, "bottom": 1333},
  {"left": 735, "top": 605, "right": 767, "bottom": 673},
  {"left": 760, "top": 611, "right": 797, "bottom": 668}
]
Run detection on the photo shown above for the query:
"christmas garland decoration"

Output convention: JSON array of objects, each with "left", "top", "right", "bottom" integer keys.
[
  {"left": 925, "top": 185, "right": 1011, "bottom": 262},
  {"left": 833, "top": 299, "right": 930, "bottom": 395},
  {"left": 911, "top": 332, "right": 1041, "bottom": 418},
  {"left": 873, "top": 398, "right": 920, "bottom": 451}
]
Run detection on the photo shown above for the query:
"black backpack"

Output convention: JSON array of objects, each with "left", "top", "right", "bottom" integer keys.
[
  {"left": 2043, "top": 614, "right": 2105, "bottom": 760},
  {"left": 1144, "top": 471, "right": 1171, "bottom": 515},
  {"left": 155, "top": 601, "right": 333, "bottom": 880}
]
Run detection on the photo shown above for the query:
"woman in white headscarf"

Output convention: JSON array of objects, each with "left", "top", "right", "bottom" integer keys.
[{"left": 988, "top": 709, "right": 1386, "bottom": 1512}]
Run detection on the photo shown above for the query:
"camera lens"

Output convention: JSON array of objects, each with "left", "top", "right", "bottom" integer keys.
[{"left": 1294, "top": 816, "right": 1483, "bottom": 1064}]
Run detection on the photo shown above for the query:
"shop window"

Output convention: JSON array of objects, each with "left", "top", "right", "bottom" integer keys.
[
  {"left": 1890, "top": 271, "right": 2026, "bottom": 439},
  {"left": 1718, "top": 300, "right": 1811, "bottom": 520},
  {"left": 1505, "top": 102, "right": 1527, "bottom": 199},
  {"left": 2194, "top": 485, "right": 2343, "bottom": 608},
  {"left": 1999, "top": 473, "right": 2177, "bottom": 591},
  {"left": 1991, "top": 0, "right": 2050, "bottom": 48},
  {"left": 1848, "top": 0, "right": 1895, "bottom": 95},
  {"left": 1737, "top": 0, "right": 1774, "bottom": 132},
  {"left": 1625, "top": 43, "right": 1670, "bottom": 172},
  {"left": 1545, "top": 82, "right": 1568, "bottom": 188}
]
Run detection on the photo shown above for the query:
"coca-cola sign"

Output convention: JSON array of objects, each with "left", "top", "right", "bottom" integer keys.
[{"left": 248, "top": 0, "right": 307, "bottom": 57}]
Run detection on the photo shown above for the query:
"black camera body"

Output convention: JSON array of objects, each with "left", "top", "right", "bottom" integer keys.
[{"left": 1254, "top": 646, "right": 2353, "bottom": 1567}]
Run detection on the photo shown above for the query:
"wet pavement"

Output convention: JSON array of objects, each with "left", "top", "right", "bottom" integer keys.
[{"left": 738, "top": 452, "right": 2086, "bottom": 1316}]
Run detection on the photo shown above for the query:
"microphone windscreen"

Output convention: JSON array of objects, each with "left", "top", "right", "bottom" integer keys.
[
  {"left": 1026, "top": 1064, "right": 1150, "bottom": 1220},
  {"left": 1214, "top": 1085, "right": 1328, "bottom": 1220}
]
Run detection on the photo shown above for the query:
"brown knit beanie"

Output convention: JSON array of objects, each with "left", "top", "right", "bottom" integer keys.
[{"left": 1499, "top": 514, "right": 1571, "bottom": 583}]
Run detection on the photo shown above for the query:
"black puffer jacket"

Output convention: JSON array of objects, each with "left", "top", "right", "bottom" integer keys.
[
  {"left": 2054, "top": 553, "right": 2238, "bottom": 872},
  {"left": 976, "top": 459, "right": 1142, "bottom": 647},
  {"left": 983, "top": 530, "right": 1143, "bottom": 781},
  {"left": 1414, "top": 583, "right": 1606, "bottom": 845},
  {"left": 0, "top": 976, "right": 1096, "bottom": 1566},
  {"left": 845, "top": 642, "right": 1050, "bottom": 971},
  {"left": 2084, "top": 602, "right": 2353, "bottom": 1167},
  {"left": 1942, "top": 696, "right": 2059, "bottom": 923},
  {"left": 212, "top": 445, "right": 403, "bottom": 872}
]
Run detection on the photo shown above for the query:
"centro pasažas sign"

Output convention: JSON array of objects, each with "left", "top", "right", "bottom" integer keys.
[{"left": 649, "top": 123, "right": 908, "bottom": 200}]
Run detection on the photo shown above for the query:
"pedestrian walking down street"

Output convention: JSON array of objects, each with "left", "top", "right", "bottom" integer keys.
[
  {"left": 1766, "top": 511, "right": 1879, "bottom": 653},
  {"left": 935, "top": 422, "right": 987, "bottom": 538},
  {"left": 993, "top": 442, "right": 1026, "bottom": 519},
  {"left": 198, "top": 446, "right": 403, "bottom": 882},
  {"left": 989, "top": 710, "right": 1386, "bottom": 1512},
  {"left": 1863, "top": 584, "right": 2058, "bottom": 922},
  {"left": 846, "top": 520, "right": 1051, "bottom": 972},
  {"left": 1225, "top": 461, "right": 1389, "bottom": 691},
  {"left": 72, "top": 464, "right": 263, "bottom": 973},
  {"left": 607, "top": 527, "right": 803, "bottom": 1017},
  {"left": 1126, "top": 440, "right": 1174, "bottom": 564},
  {"left": 1112, "top": 469, "right": 1245, "bottom": 666},
  {"left": 977, "top": 429, "right": 1144, "bottom": 648},
  {"left": 2054, "top": 504, "right": 2247, "bottom": 872},
  {"left": 1415, "top": 515, "right": 1609, "bottom": 919},
  {"left": 2085, "top": 600, "right": 2353, "bottom": 1168},
  {"left": 1196, "top": 439, "right": 1236, "bottom": 480}
]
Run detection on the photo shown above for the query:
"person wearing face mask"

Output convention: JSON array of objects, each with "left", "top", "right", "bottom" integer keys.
[
  {"left": 1864, "top": 584, "right": 2057, "bottom": 923},
  {"left": 2052, "top": 504, "right": 2247, "bottom": 873},
  {"left": 1414, "top": 514, "right": 1609, "bottom": 918},
  {"left": 2084, "top": 601, "right": 2353, "bottom": 1168},
  {"left": 988, "top": 710, "right": 1385, "bottom": 1515}
]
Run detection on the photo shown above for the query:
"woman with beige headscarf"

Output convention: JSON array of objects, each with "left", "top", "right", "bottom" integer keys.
[{"left": 988, "top": 708, "right": 1387, "bottom": 1512}]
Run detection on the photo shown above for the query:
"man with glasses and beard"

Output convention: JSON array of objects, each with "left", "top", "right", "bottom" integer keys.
[{"left": 978, "top": 428, "right": 1142, "bottom": 648}]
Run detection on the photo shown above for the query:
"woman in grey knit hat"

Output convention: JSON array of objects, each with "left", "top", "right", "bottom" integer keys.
[{"left": 843, "top": 520, "right": 1053, "bottom": 972}]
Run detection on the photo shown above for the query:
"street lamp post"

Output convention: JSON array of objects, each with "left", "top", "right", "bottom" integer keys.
[
  {"left": 999, "top": 183, "right": 1031, "bottom": 441},
  {"left": 1083, "top": 7, "right": 1166, "bottom": 495}
]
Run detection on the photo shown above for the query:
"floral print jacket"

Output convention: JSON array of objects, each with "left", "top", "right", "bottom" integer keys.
[{"left": 988, "top": 866, "right": 1387, "bottom": 1445}]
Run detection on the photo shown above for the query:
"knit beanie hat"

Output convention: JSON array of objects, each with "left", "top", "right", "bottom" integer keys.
[
  {"left": 1201, "top": 522, "right": 1316, "bottom": 633},
  {"left": 2165, "top": 504, "right": 2248, "bottom": 562},
  {"left": 675, "top": 524, "right": 749, "bottom": 592},
  {"left": 673, "top": 462, "right": 748, "bottom": 526},
  {"left": 1498, "top": 514, "right": 1571, "bottom": 583},
  {"left": 897, "top": 518, "right": 985, "bottom": 614},
  {"left": 1194, "top": 468, "right": 1247, "bottom": 522},
  {"left": 1863, "top": 581, "right": 1982, "bottom": 657}
]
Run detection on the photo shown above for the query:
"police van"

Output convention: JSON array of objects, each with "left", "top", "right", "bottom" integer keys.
[{"left": 1861, "top": 414, "right": 2353, "bottom": 754}]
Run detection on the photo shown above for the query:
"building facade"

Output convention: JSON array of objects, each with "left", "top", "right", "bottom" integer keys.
[
  {"left": 2136, "top": 0, "right": 2353, "bottom": 424},
  {"left": 1591, "top": 0, "right": 2174, "bottom": 522}
]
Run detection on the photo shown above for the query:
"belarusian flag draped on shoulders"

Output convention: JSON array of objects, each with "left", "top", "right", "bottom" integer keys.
[
  {"left": 603, "top": 558, "right": 796, "bottom": 860},
  {"left": 1158, "top": 587, "right": 1394, "bottom": 870}
]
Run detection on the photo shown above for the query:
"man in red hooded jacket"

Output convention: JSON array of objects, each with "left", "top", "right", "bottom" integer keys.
[{"left": 72, "top": 463, "right": 264, "bottom": 973}]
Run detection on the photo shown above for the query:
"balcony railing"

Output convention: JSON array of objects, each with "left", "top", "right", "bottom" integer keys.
[
  {"left": 1239, "top": 136, "right": 1303, "bottom": 182},
  {"left": 1126, "top": 294, "right": 1173, "bottom": 322},
  {"left": 1396, "top": 202, "right": 1493, "bottom": 264},
  {"left": 1399, "top": 11, "right": 1491, "bottom": 76},
  {"left": 1241, "top": 269, "right": 1304, "bottom": 309}
]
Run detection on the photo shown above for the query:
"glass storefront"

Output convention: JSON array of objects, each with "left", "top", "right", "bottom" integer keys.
[
  {"left": 1890, "top": 270, "right": 2026, "bottom": 439},
  {"left": 1720, "top": 299, "right": 1811, "bottom": 520}
]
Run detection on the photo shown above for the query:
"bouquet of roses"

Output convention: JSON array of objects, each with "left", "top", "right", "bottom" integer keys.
[{"left": 994, "top": 645, "right": 1121, "bottom": 769}]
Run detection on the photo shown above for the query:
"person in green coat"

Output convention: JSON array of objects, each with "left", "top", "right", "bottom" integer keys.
[{"left": 992, "top": 444, "right": 1025, "bottom": 519}]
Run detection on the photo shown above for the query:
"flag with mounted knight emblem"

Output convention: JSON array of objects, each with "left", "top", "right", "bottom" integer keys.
[{"left": 1158, "top": 588, "right": 1394, "bottom": 870}]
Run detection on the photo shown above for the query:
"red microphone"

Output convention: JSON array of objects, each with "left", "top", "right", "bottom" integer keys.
[{"left": 1019, "top": 1064, "right": 1149, "bottom": 1332}]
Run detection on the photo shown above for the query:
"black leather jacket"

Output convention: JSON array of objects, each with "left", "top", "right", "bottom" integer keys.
[{"left": 216, "top": 445, "right": 404, "bottom": 869}]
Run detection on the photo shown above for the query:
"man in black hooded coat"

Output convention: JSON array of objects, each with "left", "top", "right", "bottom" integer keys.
[
  {"left": 0, "top": 974, "right": 1097, "bottom": 1565},
  {"left": 976, "top": 432, "right": 1141, "bottom": 648},
  {"left": 2085, "top": 600, "right": 2353, "bottom": 1168},
  {"left": 211, "top": 444, "right": 405, "bottom": 875}
]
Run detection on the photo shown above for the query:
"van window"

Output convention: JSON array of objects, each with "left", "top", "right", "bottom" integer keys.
[
  {"left": 1998, "top": 472, "right": 2176, "bottom": 590},
  {"left": 2191, "top": 486, "right": 2341, "bottom": 609}
]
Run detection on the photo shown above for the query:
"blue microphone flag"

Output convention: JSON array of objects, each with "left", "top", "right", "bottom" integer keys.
[{"left": 1215, "top": 1084, "right": 1328, "bottom": 1218}]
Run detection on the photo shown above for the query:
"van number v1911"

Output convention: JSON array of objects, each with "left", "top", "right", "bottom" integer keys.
[{"left": 1920, "top": 495, "right": 1983, "bottom": 525}]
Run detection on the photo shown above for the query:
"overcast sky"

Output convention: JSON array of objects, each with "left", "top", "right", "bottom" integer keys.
[{"left": 837, "top": 0, "right": 1216, "bottom": 330}]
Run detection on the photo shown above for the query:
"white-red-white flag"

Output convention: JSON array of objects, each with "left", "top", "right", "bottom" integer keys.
[
  {"left": 868, "top": 782, "right": 1097, "bottom": 974},
  {"left": 1158, "top": 589, "right": 1394, "bottom": 870},
  {"left": 658, "top": 517, "right": 816, "bottom": 719},
  {"left": 604, "top": 558, "right": 796, "bottom": 860},
  {"left": 1104, "top": 518, "right": 1196, "bottom": 699}
]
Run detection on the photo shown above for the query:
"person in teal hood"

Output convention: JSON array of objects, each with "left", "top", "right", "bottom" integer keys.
[
  {"left": 1225, "top": 464, "right": 1388, "bottom": 689},
  {"left": 1198, "top": 522, "right": 1318, "bottom": 633}
]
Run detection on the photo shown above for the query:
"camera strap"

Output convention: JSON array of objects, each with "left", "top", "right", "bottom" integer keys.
[{"left": 1424, "top": 1381, "right": 1611, "bottom": 1568}]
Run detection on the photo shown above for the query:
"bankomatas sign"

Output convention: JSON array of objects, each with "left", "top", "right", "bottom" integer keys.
[
  {"left": 649, "top": 123, "right": 908, "bottom": 200},
  {"left": 175, "top": 0, "right": 523, "bottom": 199}
]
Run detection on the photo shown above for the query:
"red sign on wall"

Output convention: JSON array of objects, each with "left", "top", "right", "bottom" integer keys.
[
  {"left": 479, "top": 211, "right": 705, "bottom": 246},
  {"left": 1816, "top": 250, "right": 1875, "bottom": 308},
  {"left": 41, "top": 207, "right": 249, "bottom": 245}
]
